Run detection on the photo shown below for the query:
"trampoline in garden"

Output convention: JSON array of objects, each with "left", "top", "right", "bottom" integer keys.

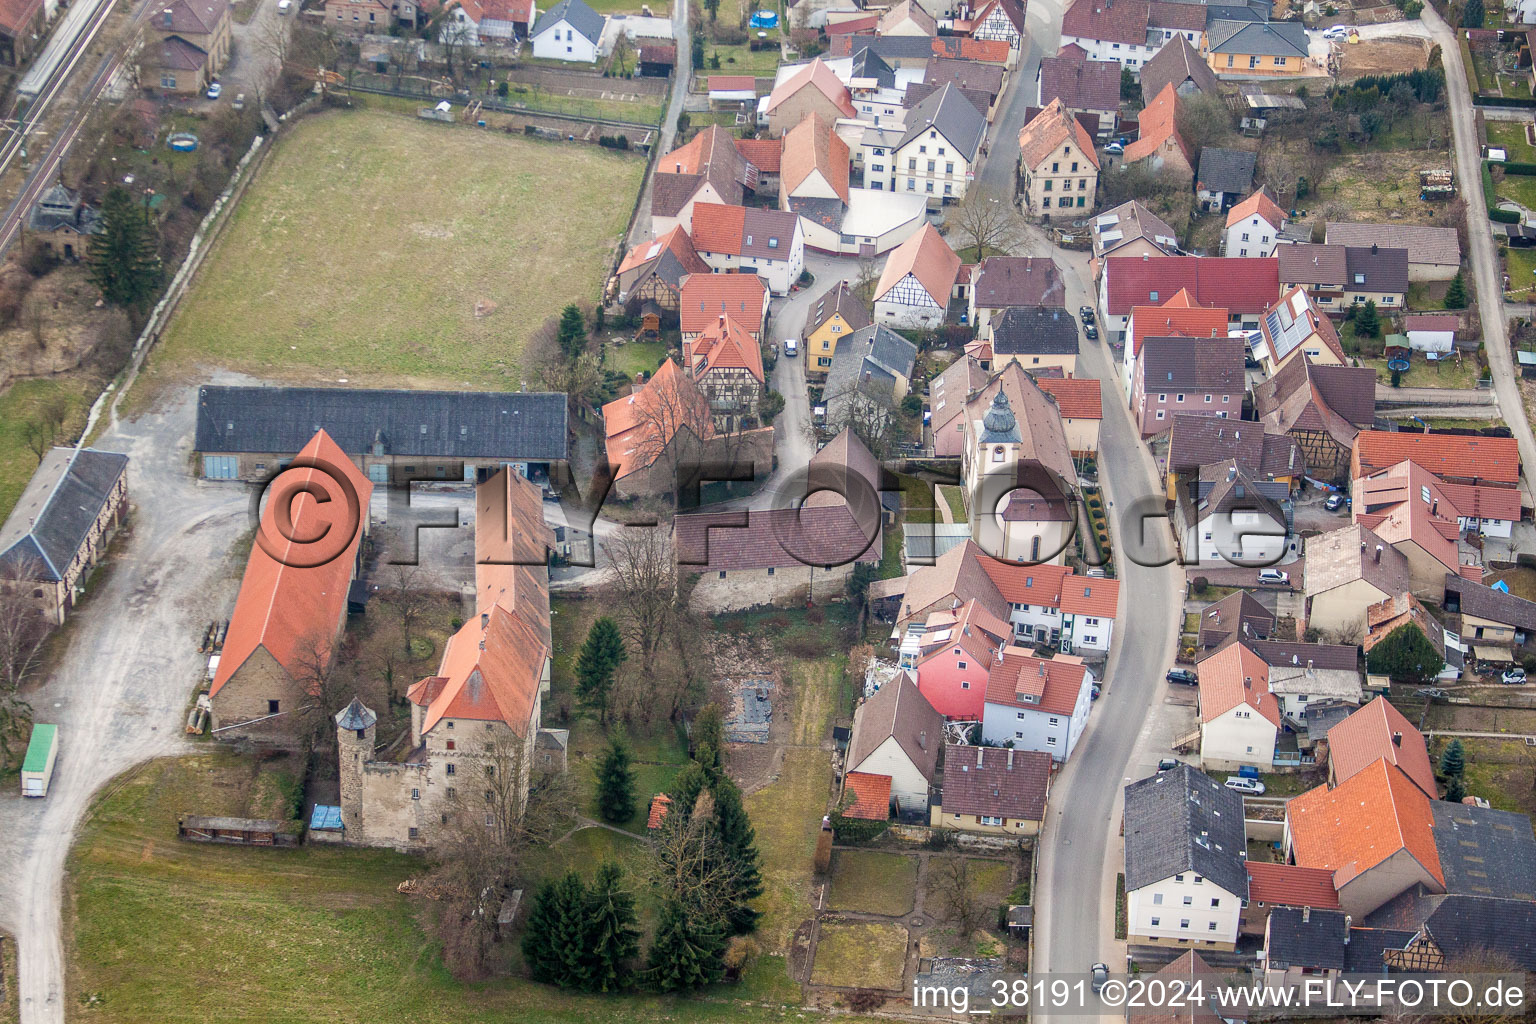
[
  {"left": 1387, "top": 357, "right": 1410, "bottom": 372},
  {"left": 749, "top": 8, "right": 777, "bottom": 27}
]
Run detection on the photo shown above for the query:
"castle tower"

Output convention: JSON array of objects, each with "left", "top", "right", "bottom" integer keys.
[{"left": 335, "top": 698, "right": 377, "bottom": 837}]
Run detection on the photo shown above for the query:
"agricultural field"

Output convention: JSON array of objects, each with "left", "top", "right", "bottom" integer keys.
[{"left": 141, "top": 108, "right": 644, "bottom": 393}]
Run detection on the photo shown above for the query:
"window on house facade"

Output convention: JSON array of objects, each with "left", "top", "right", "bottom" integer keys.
[
  {"left": 268, "top": 700, "right": 280, "bottom": 713},
  {"left": 980, "top": 815, "right": 1003, "bottom": 826},
  {"left": 446, "top": 763, "right": 456, "bottom": 775}
]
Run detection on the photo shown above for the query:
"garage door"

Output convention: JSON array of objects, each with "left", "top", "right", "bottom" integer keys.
[
  {"left": 368, "top": 464, "right": 389, "bottom": 484},
  {"left": 203, "top": 456, "right": 238, "bottom": 480}
]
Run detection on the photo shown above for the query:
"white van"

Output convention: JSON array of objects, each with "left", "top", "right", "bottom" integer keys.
[
  {"left": 277, "top": 0, "right": 292, "bottom": 13},
  {"left": 783, "top": 338, "right": 798, "bottom": 356}
]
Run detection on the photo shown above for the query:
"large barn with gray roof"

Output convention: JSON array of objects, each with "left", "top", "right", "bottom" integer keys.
[{"left": 194, "top": 386, "right": 570, "bottom": 485}]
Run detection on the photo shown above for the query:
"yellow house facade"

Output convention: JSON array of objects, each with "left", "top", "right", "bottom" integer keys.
[{"left": 803, "top": 280, "right": 871, "bottom": 377}]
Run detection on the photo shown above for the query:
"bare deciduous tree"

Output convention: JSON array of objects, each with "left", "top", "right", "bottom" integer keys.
[
  {"left": 0, "top": 562, "right": 48, "bottom": 770},
  {"left": 22, "top": 395, "right": 69, "bottom": 465},
  {"left": 382, "top": 563, "right": 428, "bottom": 656},
  {"left": 647, "top": 790, "right": 741, "bottom": 920},
  {"left": 817, "top": 377, "right": 912, "bottom": 462},
  {"left": 627, "top": 361, "right": 715, "bottom": 503},
  {"left": 1175, "top": 92, "right": 1234, "bottom": 158},
  {"left": 930, "top": 857, "right": 987, "bottom": 938},
  {"left": 953, "top": 185, "right": 1029, "bottom": 259},
  {"left": 604, "top": 525, "right": 677, "bottom": 684},
  {"left": 526, "top": 316, "right": 612, "bottom": 416},
  {"left": 288, "top": 628, "right": 352, "bottom": 755}
]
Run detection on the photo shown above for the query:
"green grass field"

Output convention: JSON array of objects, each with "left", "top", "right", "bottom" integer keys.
[
  {"left": 1488, "top": 121, "right": 1536, "bottom": 162},
  {"left": 827, "top": 850, "right": 918, "bottom": 917},
  {"left": 809, "top": 921, "right": 908, "bottom": 990},
  {"left": 67, "top": 752, "right": 879, "bottom": 1023},
  {"left": 0, "top": 376, "right": 100, "bottom": 522},
  {"left": 1363, "top": 355, "right": 1481, "bottom": 389},
  {"left": 141, "top": 108, "right": 644, "bottom": 392}
]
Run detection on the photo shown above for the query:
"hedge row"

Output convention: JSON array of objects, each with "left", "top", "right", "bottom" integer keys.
[
  {"left": 1477, "top": 95, "right": 1536, "bottom": 108},
  {"left": 1500, "top": 161, "right": 1536, "bottom": 176},
  {"left": 1483, "top": 160, "right": 1522, "bottom": 222}
]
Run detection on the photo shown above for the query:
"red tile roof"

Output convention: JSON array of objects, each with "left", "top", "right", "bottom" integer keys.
[
  {"left": 709, "top": 74, "right": 757, "bottom": 91},
  {"left": 1325, "top": 695, "right": 1437, "bottom": 799},
  {"left": 1244, "top": 862, "right": 1341, "bottom": 909},
  {"left": 211, "top": 429, "right": 373, "bottom": 698},
  {"left": 1353, "top": 431, "right": 1521, "bottom": 486},
  {"left": 603, "top": 358, "right": 714, "bottom": 480},
  {"left": 1226, "top": 188, "right": 1287, "bottom": 230},
  {"left": 985, "top": 649, "right": 1090, "bottom": 715},
  {"left": 875, "top": 223, "right": 960, "bottom": 308},
  {"left": 617, "top": 225, "right": 709, "bottom": 278},
  {"left": 734, "top": 137, "right": 782, "bottom": 173},
  {"left": 691, "top": 203, "right": 801, "bottom": 262},
  {"left": 1437, "top": 480, "right": 1521, "bottom": 522},
  {"left": 1018, "top": 98, "right": 1100, "bottom": 173},
  {"left": 1128, "top": 296, "right": 1229, "bottom": 357},
  {"left": 1287, "top": 758, "right": 1444, "bottom": 888},
  {"left": 0, "top": 0, "right": 43, "bottom": 34},
  {"left": 1106, "top": 255, "right": 1279, "bottom": 316},
  {"left": 679, "top": 272, "right": 768, "bottom": 337},
  {"left": 685, "top": 313, "right": 765, "bottom": 384},
  {"left": 1196, "top": 640, "right": 1281, "bottom": 727},
  {"left": 782, "top": 113, "right": 851, "bottom": 204},
  {"left": 1123, "top": 83, "right": 1192, "bottom": 168},
  {"left": 940, "top": 745, "right": 1051, "bottom": 822},
  {"left": 647, "top": 793, "right": 673, "bottom": 828},
  {"left": 765, "top": 58, "right": 857, "bottom": 118},
  {"left": 826, "top": 12, "right": 878, "bottom": 32},
  {"left": 842, "top": 771, "right": 893, "bottom": 819},
  {"left": 1036, "top": 376, "right": 1103, "bottom": 419},
  {"left": 1062, "top": 0, "right": 1149, "bottom": 45},
  {"left": 932, "top": 35, "right": 1011, "bottom": 61}
]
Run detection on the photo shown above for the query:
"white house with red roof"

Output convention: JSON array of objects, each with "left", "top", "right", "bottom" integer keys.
[
  {"left": 980, "top": 649, "right": 1096, "bottom": 761},
  {"left": 1196, "top": 639, "right": 1282, "bottom": 771},
  {"left": 1223, "top": 188, "right": 1288, "bottom": 259},
  {"left": 874, "top": 222, "right": 960, "bottom": 328},
  {"left": 691, "top": 203, "right": 805, "bottom": 294},
  {"left": 1100, "top": 254, "right": 1279, "bottom": 344}
]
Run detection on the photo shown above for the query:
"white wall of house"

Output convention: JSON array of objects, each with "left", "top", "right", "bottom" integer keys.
[
  {"left": 697, "top": 230, "right": 805, "bottom": 294},
  {"left": 1406, "top": 329, "right": 1454, "bottom": 354},
  {"left": 1459, "top": 514, "right": 1513, "bottom": 539},
  {"left": 532, "top": 17, "right": 599, "bottom": 61},
  {"left": 979, "top": 667, "right": 1094, "bottom": 761},
  {"left": 1127, "top": 874, "right": 1243, "bottom": 947},
  {"left": 1006, "top": 605, "right": 1114, "bottom": 655},
  {"left": 1185, "top": 510, "right": 1289, "bottom": 567},
  {"left": 849, "top": 734, "right": 933, "bottom": 812},
  {"left": 876, "top": 274, "right": 946, "bottom": 327},
  {"left": 1200, "top": 705, "right": 1277, "bottom": 770},
  {"left": 892, "top": 129, "right": 977, "bottom": 203},
  {"left": 1223, "top": 215, "right": 1281, "bottom": 258},
  {"left": 1057, "top": 29, "right": 1197, "bottom": 69}
]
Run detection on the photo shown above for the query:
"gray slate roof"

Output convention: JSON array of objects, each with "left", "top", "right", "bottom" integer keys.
[
  {"left": 1416, "top": 895, "right": 1536, "bottom": 969},
  {"left": 824, "top": 324, "right": 919, "bottom": 426},
  {"left": 898, "top": 82, "right": 987, "bottom": 160},
  {"left": 28, "top": 184, "right": 101, "bottom": 236},
  {"left": 1443, "top": 574, "right": 1536, "bottom": 631},
  {"left": 532, "top": 0, "right": 604, "bottom": 43},
  {"left": 1431, "top": 801, "right": 1536, "bottom": 900},
  {"left": 1123, "top": 763, "right": 1248, "bottom": 898},
  {"left": 1206, "top": 18, "right": 1309, "bottom": 57},
  {"left": 850, "top": 46, "right": 896, "bottom": 89},
  {"left": 1344, "top": 244, "right": 1410, "bottom": 296},
  {"left": 195, "top": 385, "right": 569, "bottom": 461},
  {"left": 1197, "top": 147, "right": 1256, "bottom": 196},
  {"left": 990, "top": 305, "right": 1079, "bottom": 356},
  {"left": 1266, "top": 907, "right": 1350, "bottom": 971},
  {"left": 0, "top": 448, "right": 128, "bottom": 583}
]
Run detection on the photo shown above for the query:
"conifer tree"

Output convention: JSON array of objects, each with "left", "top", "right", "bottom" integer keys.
[
  {"left": 557, "top": 304, "right": 589, "bottom": 359},
  {"left": 711, "top": 775, "right": 763, "bottom": 934},
  {"left": 595, "top": 738, "right": 636, "bottom": 824},
  {"left": 693, "top": 702, "right": 725, "bottom": 770},
  {"left": 521, "top": 880, "right": 565, "bottom": 984},
  {"left": 1444, "top": 271, "right": 1468, "bottom": 310},
  {"left": 548, "top": 871, "right": 593, "bottom": 989},
  {"left": 644, "top": 898, "right": 726, "bottom": 992},
  {"left": 88, "top": 186, "right": 163, "bottom": 311},
  {"left": 583, "top": 862, "right": 640, "bottom": 993},
  {"left": 1440, "top": 738, "right": 1466, "bottom": 780},
  {"left": 575, "top": 617, "right": 627, "bottom": 724}
]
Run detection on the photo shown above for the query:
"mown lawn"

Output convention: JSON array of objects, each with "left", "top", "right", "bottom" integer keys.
[
  {"left": 142, "top": 108, "right": 644, "bottom": 392},
  {"left": 1488, "top": 121, "right": 1536, "bottom": 162},
  {"left": 1362, "top": 355, "right": 1481, "bottom": 389},
  {"left": 68, "top": 752, "right": 867, "bottom": 1023},
  {"left": 827, "top": 850, "right": 918, "bottom": 916}
]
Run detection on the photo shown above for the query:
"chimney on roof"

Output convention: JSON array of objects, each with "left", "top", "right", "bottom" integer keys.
[
  {"left": 918, "top": 729, "right": 928, "bottom": 749},
  {"left": 479, "top": 638, "right": 486, "bottom": 651},
  {"left": 1039, "top": 663, "right": 1047, "bottom": 676},
  {"left": 1303, "top": 906, "right": 1311, "bottom": 924},
  {"left": 1007, "top": 748, "right": 1014, "bottom": 769},
  {"left": 1371, "top": 243, "right": 1379, "bottom": 255},
  {"left": 1244, "top": 676, "right": 1252, "bottom": 689},
  {"left": 1392, "top": 731, "right": 1403, "bottom": 747},
  {"left": 978, "top": 747, "right": 984, "bottom": 767},
  {"left": 1375, "top": 544, "right": 1383, "bottom": 564},
  {"left": 1344, "top": 916, "right": 1352, "bottom": 941},
  {"left": 1307, "top": 659, "right": 1314, "bottom": 675}
]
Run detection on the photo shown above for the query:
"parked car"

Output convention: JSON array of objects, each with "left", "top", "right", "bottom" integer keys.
[
  {"left": 1079, "top": 305, "right": 1095, "bottom": 324},
  {"left": 1324, "top": 493, "right": 1345, "bottom": 512},
  {"left": 1224, "top": 776, "right": 1266, "bottom": 795},
  {"left": 783, "top": 338, "right": 798, "bottom": 356},
  {"left": 1166, "top": 669, "right": 1198, "bottom": 686},
  {"left": 1503, "top": 666, "right": 1528, "bottom": 685},
  {"left": 277, "top": 0, "right": 292, "bottom": 11},
  {"left": 1257, "top": 569, "right": 1289, "bottom": 586},
  {"left": 1104, "top": 142, "right": 1124, "bottom": 155},
  {"left": 232, "top": 92, "right": 245, "bottom": 110},
  {"left": 206, "top": 82, "right": 222, "bottom": 99},
  {"left": 1091, "top": 683, "right": 1102, "bottom": 700},
  {"left": 1157, "top": 758, "right": 1179, "bottom": 773},
  {"left": 1084, "top": 324, "right": 1098, "bottom": 340},
  {"left": 1322, "top": 24, "right": 1349, "bottom": 38},
  {"left": 1091, "top": 963, "right": 1109, "bottom": 993}
]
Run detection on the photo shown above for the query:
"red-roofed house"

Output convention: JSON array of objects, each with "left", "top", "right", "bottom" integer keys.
[
  {"left": 603, "top": 359, "right": 713, "bottom": 494},
  {"left": 932, "top": 35, "right": 1011, "bottom": 62},
  {"left": 1101, "top": 254, "right": 1279, "bottom": 344},
  {"left": 1121, "top": 290, "right": 1228, "bottom": 392},
  {"left": 1123, "top": 83, "right": 1194, "bottom": 181},
  {"left": 1016, "top": 98, "right": 1100, "bottom": 215},
  {"left": 1352, "top": 459, "right": 1473, "bottom": 595},
  {"left": 690, "top": 203, "right": 805, "bottom": 294},
  {"left": 647, "top": 793, "right": 673, "bottom": 828},
  {"left": 683, "top": 314, "right": 765, "bottom": 430},
  {"left": 1351, "top": 431, "right": 1521, "bottom": 489},
  {"left": 1224, "top": 188, "right": 1289, "bottom": 259},
  {"left": 874, "top": 223, "right": 961, "bottom": 328},
  {"left": 1326, "top": 695, "right": 1437, "bottom": 799},
  {"left": 1240, "top": 862, "right": 1341, "bottom": 935},
  {"left": 330, "top": 467, "right": 558, "bottom": 847},
  {"left": 981, "top": 649, "right": 1096, "bottom": 761},
  {"left": 0, "top": 0, "right": 47, "bottom": 66},
  {"left": 764, "top": 58, "right": 856, "bottom": 136},
  {"left": 969, "top": 0, "right": 1026, "bottom": 47},
  {"left": 150, "top": 0, "right": 232, "bottom": 93},
  {"left": 908, "top": 598, "right": 1013, "bottom": 718},
  {"left": 679, "top": 271, "right": 769, "bottom": 341},
  {"left": 616, "top": 226, "right": 709, "bottom": 312},
  {"left": 1197, "top": 639, "right": 1282, "bottom": 771},
  {"left": 210, "top": 430, "right": 372, "bottom": 745},
  {"left": 650, "top": 126, "right": 763, "bottom": 236},
  {"left": 1284, "top": 757, "right": 1445, "bottom": 917},
  {"left": 1035, "top": 376, "right": 1103, "bottom": 455}
]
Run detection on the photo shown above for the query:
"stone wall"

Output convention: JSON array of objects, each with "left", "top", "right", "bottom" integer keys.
[
  {"left": 210, "top": 646, "right": 315, "bottom": 747},
  {"left": 687, "top": 562, "right": 854, "bottom": 613}
]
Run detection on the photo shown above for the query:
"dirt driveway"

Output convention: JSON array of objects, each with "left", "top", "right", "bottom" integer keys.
[{"left": 0, "top": 382, "right": 252, "bottom": 1024}]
